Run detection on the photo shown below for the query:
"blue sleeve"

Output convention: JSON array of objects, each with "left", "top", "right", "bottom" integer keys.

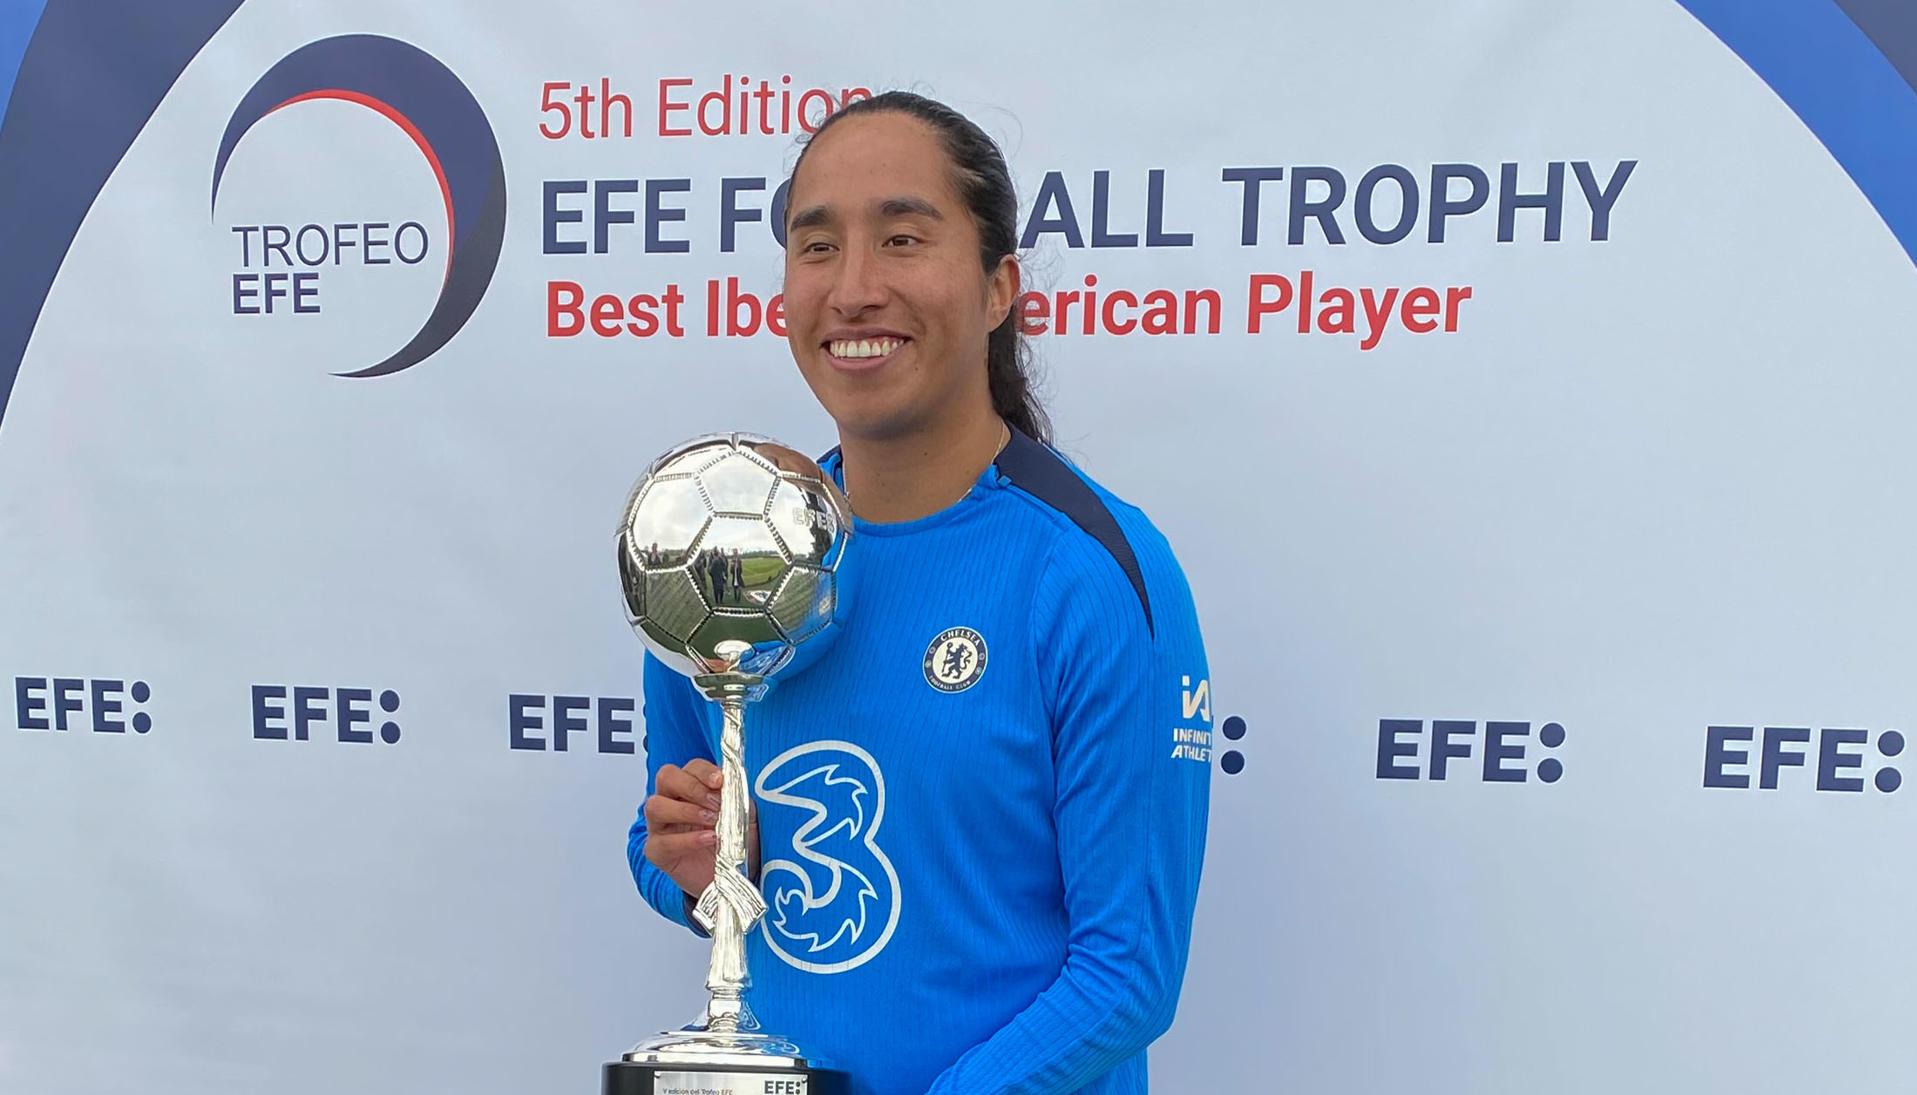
[
  {"left": 627, "top": 651, "right": 716, "bottom": 936},
  {"left": 925, "top": 519, "right": 1214, "bottom": 1094}
]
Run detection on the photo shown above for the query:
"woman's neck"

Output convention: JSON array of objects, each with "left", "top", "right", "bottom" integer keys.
[{"left": 838, "top": 409, "right": 1009, "bottom": 524}]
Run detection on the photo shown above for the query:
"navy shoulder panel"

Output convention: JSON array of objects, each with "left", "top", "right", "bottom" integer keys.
[
  {"left": 815, "top": 445, "right": 843, "bottom": 484},
  {"left": 994, "top": 429, "right": 1154, "bottom": 634}
]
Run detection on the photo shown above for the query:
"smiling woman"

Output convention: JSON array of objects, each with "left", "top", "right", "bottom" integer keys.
[
  {"left": 779, "top": 114, "right": 1030, "bottom": 470},
  {"left": 629, "top": 90, "right": 1214, "bottom": 1095}
]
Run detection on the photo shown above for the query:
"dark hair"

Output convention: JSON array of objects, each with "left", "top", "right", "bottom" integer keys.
[{"left": 790, "top": 91, "right": 1051, "bottom": 445}]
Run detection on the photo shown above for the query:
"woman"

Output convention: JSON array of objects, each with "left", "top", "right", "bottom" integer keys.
[{"left": 629, "top": 91, "right": 1213, "bottom": 1095}]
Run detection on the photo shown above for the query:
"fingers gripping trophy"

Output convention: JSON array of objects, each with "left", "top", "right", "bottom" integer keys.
[{"left": 605, "top": 433, "right": 857, "bottom": 1095}]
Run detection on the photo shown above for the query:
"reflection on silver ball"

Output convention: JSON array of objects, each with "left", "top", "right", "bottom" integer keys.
[{"left": 618, "top": 433, "right": 855, "bottom": 686}]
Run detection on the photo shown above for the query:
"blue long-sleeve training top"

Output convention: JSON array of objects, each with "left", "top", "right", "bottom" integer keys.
[{"left": 628, "top": 429, "right": 1213, "bottom": 1095}]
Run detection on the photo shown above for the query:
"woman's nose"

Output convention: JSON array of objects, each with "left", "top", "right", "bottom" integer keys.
[{"left": 826, "top": 248, "right": 886, "bottom": 315}]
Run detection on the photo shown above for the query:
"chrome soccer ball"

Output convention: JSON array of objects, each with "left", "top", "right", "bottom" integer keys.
[{"left": 618, "top": 433, "right": 853, "bottom": 682}]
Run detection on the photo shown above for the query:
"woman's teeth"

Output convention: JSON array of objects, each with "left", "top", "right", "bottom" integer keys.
[{"left": 829, "top": 337, "right": 903, "bottom": 359}]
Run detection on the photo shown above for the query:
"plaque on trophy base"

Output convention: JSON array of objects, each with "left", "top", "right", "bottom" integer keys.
[{"left": 604, "top": 1059, "right": 853, "bottom": 1095}]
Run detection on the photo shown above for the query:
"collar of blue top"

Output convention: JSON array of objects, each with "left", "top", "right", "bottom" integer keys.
[{"left": 817, "top": 427, "right": 1153, "bottom": 634}]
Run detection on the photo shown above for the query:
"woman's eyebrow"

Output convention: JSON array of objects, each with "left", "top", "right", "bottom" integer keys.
[
  {"left": 789, "top": 204, "right": 834, "bottom": 230},
  {"left": 789, "top": 196, "right": 945, "bottom": 230},
  {"left": 877, "top": 196, "right": 944, "bottom": 220}
]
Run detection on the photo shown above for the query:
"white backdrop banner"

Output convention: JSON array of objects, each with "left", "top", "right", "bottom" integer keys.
[{"left": 3, "top": 0, "right": 1915, "bottom": 1091}]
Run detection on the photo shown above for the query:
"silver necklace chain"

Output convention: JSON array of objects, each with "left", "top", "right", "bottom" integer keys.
[{"left": 845, "top": 420, "right": 1011, "bottom": 507}]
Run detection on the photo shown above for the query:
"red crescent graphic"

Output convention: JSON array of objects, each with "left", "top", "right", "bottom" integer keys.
[{"left": 267, "top": 89, "right": 455, "bottom": 284}]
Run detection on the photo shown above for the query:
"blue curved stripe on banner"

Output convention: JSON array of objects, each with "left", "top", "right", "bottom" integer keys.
[
  {"left": 1677, "top": 0, "right": 1917, "bottom": 271},
  {"left": 0, "top": 0, "right": 244, "bottom": 433},
  {"left": 0, "top": 0, "right": 49, "bottom": 121},
  {"left": 1832, "top": 0, "right": 1917, "bottom": 94}
]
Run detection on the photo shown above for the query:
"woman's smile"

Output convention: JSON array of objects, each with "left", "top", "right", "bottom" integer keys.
[{"left": 822, "top": 331, "right": 912, "bottom": 373}]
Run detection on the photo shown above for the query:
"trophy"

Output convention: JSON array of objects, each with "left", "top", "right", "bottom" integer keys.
[{"left": 606, "top": 433, "right": 856, "bottom": 1095}]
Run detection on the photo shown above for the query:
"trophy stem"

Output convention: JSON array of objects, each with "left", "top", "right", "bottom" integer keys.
[{"left": 694, "top": 684, "right": 764, "bottom": 1035}]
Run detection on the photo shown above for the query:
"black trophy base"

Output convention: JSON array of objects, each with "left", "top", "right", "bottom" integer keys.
[{"left": 604, "top": 1060, "right": 853, "bottom": 1095}]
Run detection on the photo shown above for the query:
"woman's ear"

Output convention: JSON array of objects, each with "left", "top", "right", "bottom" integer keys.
[{"left": 986, "top": 253, "right": 1020, "bottom": 328}]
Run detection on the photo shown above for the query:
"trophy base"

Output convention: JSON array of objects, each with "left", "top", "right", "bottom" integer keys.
[
  {"left": 607, "top": 1027, "right": 851, "bottom": 1095},
  {"left": 604, "top": 1059, "right": 852, "bottom": 1095}
]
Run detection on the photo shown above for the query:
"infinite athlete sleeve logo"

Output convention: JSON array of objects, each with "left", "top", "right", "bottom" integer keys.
[{"left": 210, "top": 34, "right": 506, "bottom": 377}]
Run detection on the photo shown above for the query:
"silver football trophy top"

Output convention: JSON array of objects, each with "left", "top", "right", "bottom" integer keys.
[
  {"left": 619, "top": 432, "right": 852, "bottom": 689},
  {"left": 615, "top": 432, "right": 854, "bottom": 1071}
]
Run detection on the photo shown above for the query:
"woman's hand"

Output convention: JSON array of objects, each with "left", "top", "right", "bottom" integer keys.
[{"left": 643, "top": 758, "right": 759, "bottom": 899}]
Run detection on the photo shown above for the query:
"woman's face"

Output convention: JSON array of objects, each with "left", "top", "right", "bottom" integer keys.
[{"left": 782, "top": 112, "right": 1017, "bottom": 441}]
